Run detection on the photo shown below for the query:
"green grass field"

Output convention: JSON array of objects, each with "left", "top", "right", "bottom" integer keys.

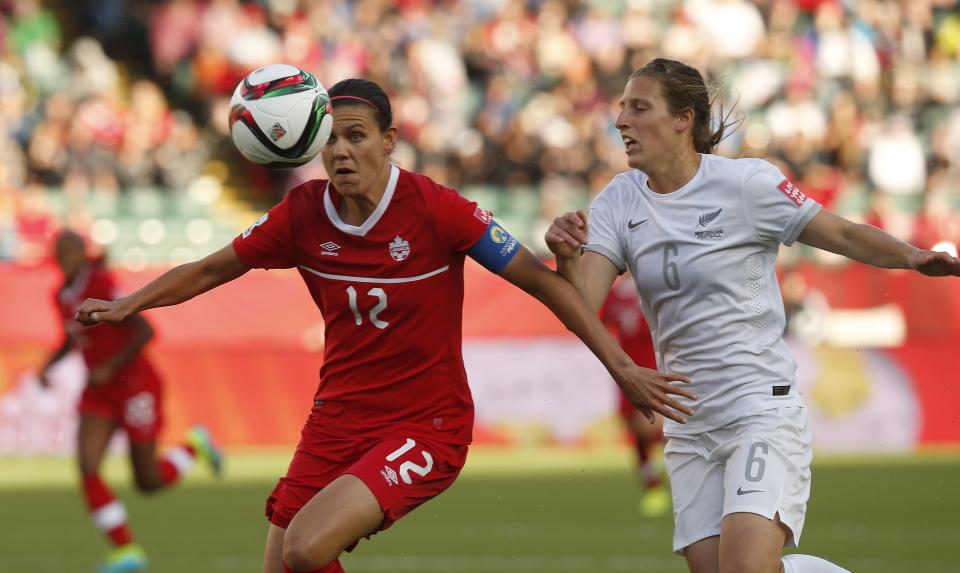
[{"left": 2, "top": 448, "right": 958, "bottom": 572}]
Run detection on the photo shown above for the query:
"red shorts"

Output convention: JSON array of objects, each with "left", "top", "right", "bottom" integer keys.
[
  {"left": 78, "top": 362, "right": 164, "bottom": 443},
  {"left": 265, "top": 401, "right": 468, "bottom": 535}
]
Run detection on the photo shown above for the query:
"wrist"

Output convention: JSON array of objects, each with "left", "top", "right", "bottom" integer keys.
[{"left": 114, "top": 296, "right": 137, "bottom": 320}]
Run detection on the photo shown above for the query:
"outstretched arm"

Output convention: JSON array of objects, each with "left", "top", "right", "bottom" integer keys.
[
  {"left": 798, "top": 209, "right": 960, "bottom": 276},
  {"left": 499, "top": 247, "right": 694, "bottom": 423},
  {"left": 76, "top": 245, "right": 252, "bottom": 325}
]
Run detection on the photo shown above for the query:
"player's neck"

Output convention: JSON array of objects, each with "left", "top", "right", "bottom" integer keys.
[
  {"left": 337, "top": 165, "right": 392, "bottom": 225},
  {"left": 644, "top": 149, "right": 701, "bottom": 195}
]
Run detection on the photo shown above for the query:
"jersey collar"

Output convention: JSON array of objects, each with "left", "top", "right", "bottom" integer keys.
[{"left": 323, "top": 164, "right": 400, "bottom": 237}]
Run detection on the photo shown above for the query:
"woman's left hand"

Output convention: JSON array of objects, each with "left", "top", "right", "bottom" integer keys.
[{"left": 909, "top": 249, "right": 960, "bottom": 277}]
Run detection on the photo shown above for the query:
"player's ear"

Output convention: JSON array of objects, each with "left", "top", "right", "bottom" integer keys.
[
  {"left": 382, "top": 125, "right": 398, "bottom": 156},
  {"left": 675, "top": 107, "right": 695, "bottom": 133}
]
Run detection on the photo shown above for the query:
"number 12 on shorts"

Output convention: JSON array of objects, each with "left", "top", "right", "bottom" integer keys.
[{"left": 385, "top": 438, "right": 434, "bottom": 484}]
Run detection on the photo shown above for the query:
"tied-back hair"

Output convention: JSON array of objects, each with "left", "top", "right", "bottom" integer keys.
[
  {"left": 328, "top": 79, "right": 393, "bottom": 133},
  {"left": 631, "top": 58, "right": 739, "bottom": 154}
]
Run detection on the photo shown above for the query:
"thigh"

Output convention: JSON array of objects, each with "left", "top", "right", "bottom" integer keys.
[
  {"left": 284, "top": 474, "right": 384, "bottom": 562},
  {"left": 684, "top": 536, "right": 720, "bottom": 573},
  {"left": 719, "top": 511, "right": 789, "bottom": 573},
  {"left": 77, "top": 414, "right": 117, "bottom": 474},
  {"left": 664, "top": 436, "right": 725, "bottom": 555},
  {"left": 262, "top": 524, "right": 286, "bottom": 573}
]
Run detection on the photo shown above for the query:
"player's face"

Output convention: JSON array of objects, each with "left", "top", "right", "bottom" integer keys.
[
  {"left": 54, "top": 238, "right": 85, "bottom": 280},
  {"left": 321, "top": 105, "right": 397, "bottom": 198},
  {"left": 615, "top": 76, "right": 692, "bottom": 171}
]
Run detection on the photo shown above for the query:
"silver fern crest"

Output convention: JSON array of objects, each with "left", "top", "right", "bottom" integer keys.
[{"left": 698, "top": 208, "right": 722, "bottom": 227}]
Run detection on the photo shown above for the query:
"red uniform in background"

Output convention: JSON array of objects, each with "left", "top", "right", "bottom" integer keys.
[
  {"left": 233, "top": 166, "right": 491, "bottom": 531},
  {"left": 600, "top": 278, "right": 658, "bottom": 420},
  {"left": 600, "top": 277, "right": 667, "bottom": 514},
  {"left": 54, "top": 260, "right": 164, "bottom": 442}
]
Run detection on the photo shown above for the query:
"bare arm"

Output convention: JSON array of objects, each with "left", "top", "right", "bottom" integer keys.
[
  {"left": 798, "top": 209, "right": 960, "bottom": 276},
  {"left": 500, "top": 247, "right": 694, "bottom": 423},
  {"left": 76, "top": 244, "right": 252, "bottom": 325}
]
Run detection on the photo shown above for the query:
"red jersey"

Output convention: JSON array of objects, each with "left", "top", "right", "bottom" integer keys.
[
  {"left": 54, "top": 261, "right": 155, "bottom": 380},
  {"left": 232, "top": 166, "right": 489, "bottom": 445},
  {"left": 600, "top": 279, "right": 657, "bottom": 370}
]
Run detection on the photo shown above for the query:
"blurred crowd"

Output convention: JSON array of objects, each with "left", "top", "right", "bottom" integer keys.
[{"left": 1, "top": 0, "right": 959, "bottom": 264}]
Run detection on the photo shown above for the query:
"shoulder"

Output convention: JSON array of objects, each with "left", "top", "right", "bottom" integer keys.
[
  {"left": 88, "top": 261, "right": 114, "bottom": 285},
  {"left": 699, "top": 155, "right": 785, "bottom": 194},
  {"left": 400, "top": 168, "right": 476, "bottom": 216},
  {"left": 399, "top": 168, "right": 454, "bottom": 200},
  {"left": 722, "top": 156, "right": 781, "bottom": 182},
  {"left": 595, "top": 170, "right": 644, "bottom": 205},
  {"left": 284, "top": 179, "right": 326, "bottom": 204}
]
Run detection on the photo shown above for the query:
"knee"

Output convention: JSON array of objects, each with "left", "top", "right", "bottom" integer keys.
[
  {"left": 78, "top": 461, "right": 99, "bottom": 476},
  {"left": 282, "top": 529, "right": 339, "bottom": 572}
]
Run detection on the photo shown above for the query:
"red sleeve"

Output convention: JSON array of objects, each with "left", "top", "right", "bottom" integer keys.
[
  {"left": 232, "top": 190, "right": 297, "bottom": 269},
  {"left": 433, "top": 184, "right": 491, "bottom": 254}
]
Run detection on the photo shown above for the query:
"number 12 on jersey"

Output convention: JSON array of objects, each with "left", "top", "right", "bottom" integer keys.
[{"left": 346, "top": 286, "right": 389, "bottom": 329}]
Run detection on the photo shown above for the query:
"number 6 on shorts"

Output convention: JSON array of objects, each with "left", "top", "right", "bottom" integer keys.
[
  {"left": 745, "top": 441, "right": 768, "bottom": 482},
  {"left": 385, "top": 438, "right": 434, "bottom": 484}
]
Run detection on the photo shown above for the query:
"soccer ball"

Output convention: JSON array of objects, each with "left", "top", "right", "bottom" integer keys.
[{"left": 229, "top": 64, "right": 333, "bottom": 168}]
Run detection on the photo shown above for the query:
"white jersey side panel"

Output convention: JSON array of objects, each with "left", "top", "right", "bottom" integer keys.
[{"left": 586, "top": 154, "right": 822, "bottom": 435}]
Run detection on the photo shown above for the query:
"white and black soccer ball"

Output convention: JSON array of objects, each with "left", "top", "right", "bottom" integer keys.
[{"left": 229, "top": 64, "right": 333, "bottom": 169}]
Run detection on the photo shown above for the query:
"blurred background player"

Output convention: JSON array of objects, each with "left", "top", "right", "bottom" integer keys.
[
  {"left": 599, "top": 277, "right": 668, "bottom": 517},
  {"left": 37, "top": 230, "right": 223, "bottom": 573}
]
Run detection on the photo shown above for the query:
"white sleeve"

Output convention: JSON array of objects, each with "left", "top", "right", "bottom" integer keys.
[
  {"left": 584, "top": 182, "right": 628, "bottom": 273},
  {"left": 741, "top": 159, "right": 821, "bottom": 246}
]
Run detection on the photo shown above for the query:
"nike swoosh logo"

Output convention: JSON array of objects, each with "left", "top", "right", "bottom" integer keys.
[
  {"left": 627, "top": 219, "right": 648, "bottom": 230},
  {"left": 736, "top": 487, "right": 764, "bottom": 495}
]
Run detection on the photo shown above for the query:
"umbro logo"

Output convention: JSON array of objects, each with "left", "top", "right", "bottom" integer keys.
[
  {"left": 627, "top": 219, "right": 648, "bottom": 230},
  {"left": 380, "top": 465, "right": 399, "bottom": 486},
  {"left": 736, "top": 487, "right": 764, "bottom": 495},
  {"left": 320, "top": 241, "right": 340, "bottom": 256}
]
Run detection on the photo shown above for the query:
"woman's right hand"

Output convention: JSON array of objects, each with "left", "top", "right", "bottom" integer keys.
[
  {"left": 545, "top": 210, "right": 588, "bottom": 259},
  {"left": 76, "top": 298, "right": 128, "bottom": 326}
]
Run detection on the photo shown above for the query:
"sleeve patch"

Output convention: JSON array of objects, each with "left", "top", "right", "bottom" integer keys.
[
  {"left": 468, "top": 220, "right": 521, "bottom": 274},
  {"left": 242, "top": 213, "right": 269, "bottom": 238},
  {"left": 473, "top": 207, "right": 492, "bottom": 225},
  {"left": 777, "top": 179, "right": 806, "bottom": 207}
]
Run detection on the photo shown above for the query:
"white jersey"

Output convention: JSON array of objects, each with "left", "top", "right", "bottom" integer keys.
[{"left": 586, "top": 154, "right": 821, "bottom": 436}]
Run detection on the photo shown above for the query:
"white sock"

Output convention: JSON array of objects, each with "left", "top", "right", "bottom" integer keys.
[{"left": 782, "top": 554, "right": 852, "bottom": 573}]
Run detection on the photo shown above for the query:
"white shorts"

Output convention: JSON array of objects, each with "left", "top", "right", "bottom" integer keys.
[{"left": 664, "top": 406, "right": 813, "bottom": 554}]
